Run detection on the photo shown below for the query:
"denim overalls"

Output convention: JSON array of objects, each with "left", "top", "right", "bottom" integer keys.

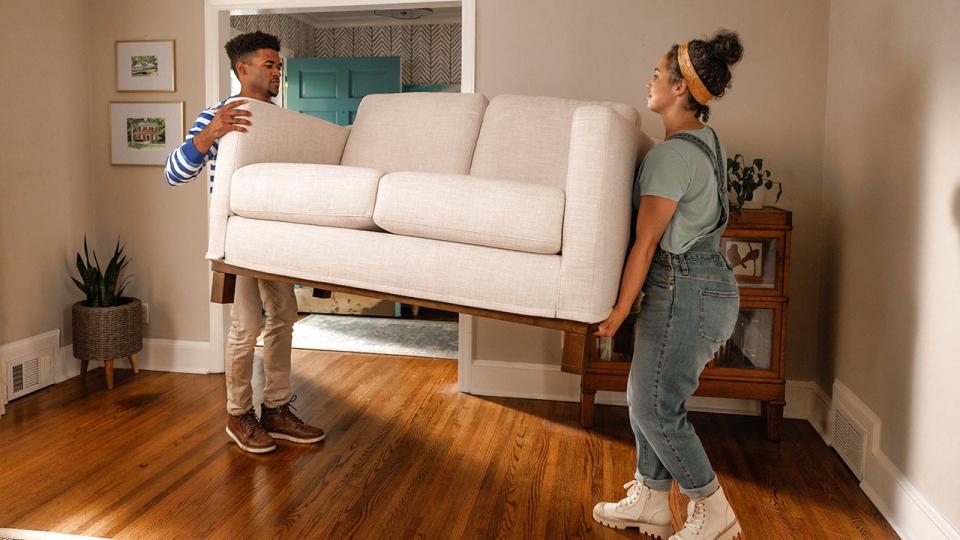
[{"left": 627, "top": 127, "right": 740, "bottom": 500}]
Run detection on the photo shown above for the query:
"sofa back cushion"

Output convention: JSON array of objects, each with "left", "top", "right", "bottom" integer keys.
[
  {"left": 373, "top": 171, "right": 565, "bottom": 255},
  {"left": 340, "top": 93, "right": 488, "bottom": 174},
  {"left": 469, "top": 94, "right": 638, "bottom": 190}
]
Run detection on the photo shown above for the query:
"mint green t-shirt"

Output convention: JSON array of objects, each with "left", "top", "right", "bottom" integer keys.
[{"left": 632, "top": 127, "right": 726, "bottom": 254}]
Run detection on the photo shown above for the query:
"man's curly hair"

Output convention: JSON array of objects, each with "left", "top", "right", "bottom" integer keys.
[{"left": 225, "top": 31, "right": 280, "bottom": 75}]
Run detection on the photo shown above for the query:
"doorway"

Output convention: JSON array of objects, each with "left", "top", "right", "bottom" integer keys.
[{"left": 203, "top": 0, "right": 476, "bottom": 381}]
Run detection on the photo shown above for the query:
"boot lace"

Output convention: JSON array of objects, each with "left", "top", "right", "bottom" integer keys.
[
  {"left": 680, "top": 499, "right": 707, "bottom": 535},
  {"left": 276, "top": 394, "right": 306, "bottom": 425},
  {"left": 239, "top": 410, "right": 261, "bottom": 436},
  {"left": 616, "top": 480, "right": 647, "bottom": 510}
]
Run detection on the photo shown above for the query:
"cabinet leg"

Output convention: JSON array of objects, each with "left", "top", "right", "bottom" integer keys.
[
  {"left": 129, "top": 354, "right": 139, "bottom": 374},
  {"left": 762, "top": 400, "right": 785, "bottom": 441},
  {"left": 105, "top": 359, "right": 115, "bottom": 390},
  {"left": 581, "top": 390, "right": 596, "bottom": 428},
  {"left": 80, "top": 359, "right": 89, "bottom": 375}
]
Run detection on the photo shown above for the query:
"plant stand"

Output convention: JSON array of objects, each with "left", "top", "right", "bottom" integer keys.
[
  {"left": 72, "top": 298, "right": 143, "bottom": 390},
  {"left": 79, "top": 354, "right": 139, "bottom": 390}
]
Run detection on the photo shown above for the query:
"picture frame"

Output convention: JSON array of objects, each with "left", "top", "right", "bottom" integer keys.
[
  {"left": 116, "top": 40, "right": 176, "bottom": 92},
  {"left": 721, "top": 238, "right": 764, "bottom": 283},
  {"left": 109, "top": 102, "right": 184, "bottom": 166}
]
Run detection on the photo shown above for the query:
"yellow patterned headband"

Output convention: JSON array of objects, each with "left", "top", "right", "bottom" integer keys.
[{"left": 678, "top": 43, "right": 715, "bottom": 105}]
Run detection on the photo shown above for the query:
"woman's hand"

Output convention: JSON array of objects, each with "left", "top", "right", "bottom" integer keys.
[{"left": 595, "top": 305, "right": 630, "bottom": 337}]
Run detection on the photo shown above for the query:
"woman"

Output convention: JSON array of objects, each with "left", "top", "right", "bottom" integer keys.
[{"left": 592, "top": 31, "right": 745, "bottom": 540}]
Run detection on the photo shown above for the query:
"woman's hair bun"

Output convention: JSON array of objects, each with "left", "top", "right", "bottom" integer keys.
[{"left": 708, "top": 30, "right": 743, "bottom": 66}]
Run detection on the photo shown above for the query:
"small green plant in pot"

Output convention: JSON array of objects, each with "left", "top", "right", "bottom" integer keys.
[
  {"left": 71, "top": 237, "right": 142, "bottom": 389},
  {"left": 726, "top": 154, "right": 783, "bottom": 212}
]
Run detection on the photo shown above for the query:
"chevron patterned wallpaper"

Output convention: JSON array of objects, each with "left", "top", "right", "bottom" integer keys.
[
  {"left": 230, "top": 15, "right": 315, "bottom": 59},
  {"left": 232, "top": 15, "right": 461, "bottom": 86}
]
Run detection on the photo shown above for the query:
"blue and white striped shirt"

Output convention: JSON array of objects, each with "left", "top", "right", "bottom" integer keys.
[{"left": 164, "top": 96, "right": 241, "bottom": 192}]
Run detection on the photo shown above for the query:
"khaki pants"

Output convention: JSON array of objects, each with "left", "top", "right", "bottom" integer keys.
[{"left": 225, "top": 276, "right": 298, "bottom": 416}]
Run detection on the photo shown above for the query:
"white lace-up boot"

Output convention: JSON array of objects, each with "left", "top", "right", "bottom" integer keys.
[
  {"left": 669, "top": 486, "right": 741, "bottom": 540},
  {"left": 593, "top": 479, "right": 674, "bottom": 538}
]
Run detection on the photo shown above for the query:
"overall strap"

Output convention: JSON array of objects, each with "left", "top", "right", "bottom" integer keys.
[{"left": 666, "top": 126, "right": 728, "bottom": 230}]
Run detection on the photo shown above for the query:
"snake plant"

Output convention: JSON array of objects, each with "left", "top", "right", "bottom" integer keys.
[{"left": 72, "top": 237, "right": 132, "bottom": 307}]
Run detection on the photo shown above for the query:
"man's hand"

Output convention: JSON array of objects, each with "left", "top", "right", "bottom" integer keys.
[{"left": 191, "top": 99, "right": 251, "bottom": 154}]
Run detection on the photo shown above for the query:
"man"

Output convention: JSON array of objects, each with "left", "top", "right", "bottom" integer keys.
[{"left": 164, "top": 31, "right": 324, "bottom": 454}]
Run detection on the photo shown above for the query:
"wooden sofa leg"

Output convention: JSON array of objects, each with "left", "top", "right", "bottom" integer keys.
[
  {"left": 211, "top": 271, "right": 237, "bottom": 304},
  {"left": 561, "top": 329, "right": 593, "bottom": 375}
]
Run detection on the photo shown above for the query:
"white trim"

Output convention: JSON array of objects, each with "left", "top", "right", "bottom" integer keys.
[
  {"left": 57, "top": 339, "right": 213, "bottom": 382},
  {"left": 204, "top": 0, "right": 476, "bottom": 375},
  {"left": 829, "top": 379, "right": 959, "bottom": 540}
]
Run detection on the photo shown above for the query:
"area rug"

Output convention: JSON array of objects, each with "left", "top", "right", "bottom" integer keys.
[{"left": 259, "top": 314, "right": 458, "bottom": 359}]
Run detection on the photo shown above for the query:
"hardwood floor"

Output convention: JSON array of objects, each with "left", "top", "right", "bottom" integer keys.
[{"left": 0, "top": 350, "right": 897, "bottom": 539}]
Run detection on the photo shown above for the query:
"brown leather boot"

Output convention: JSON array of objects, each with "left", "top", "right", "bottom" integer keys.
[
  {"left": 260, "top": 395, "right": 326, "bottom": 444},
  {"left": 226, "top": 409, "right": 277, "bottom": 454}
]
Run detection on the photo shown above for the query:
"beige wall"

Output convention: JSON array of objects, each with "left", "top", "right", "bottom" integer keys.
[
  {"left": 87, "top": 0, "right": 209, "bottom": 342},
  {"left": 0, "top": 0, "right": 94, "bottom": 345},
  {"left": 0, "top": 0, "right": 210, "bottom": 347},
  {"left": 820, "top": 0, "right": 960, "bottom": 528},
  {"left": 473, "top": 0, "right": 830, "bottom": 380}
]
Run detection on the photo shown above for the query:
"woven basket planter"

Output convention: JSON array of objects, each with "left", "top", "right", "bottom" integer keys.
[{"left": 72, "top": 298, "right": 143, "bottom": 362}]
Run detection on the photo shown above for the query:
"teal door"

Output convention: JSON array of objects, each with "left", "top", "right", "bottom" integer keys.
[{"left": 285, "top": 57, "right": 402, "bottom": 126}]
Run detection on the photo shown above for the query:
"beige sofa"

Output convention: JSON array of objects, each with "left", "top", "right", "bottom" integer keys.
[{"left": 208, "top": 92, "right": 652, "bottom": 369}]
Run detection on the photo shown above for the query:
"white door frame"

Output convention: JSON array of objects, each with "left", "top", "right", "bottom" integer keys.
[{"left": 202, "top": 0, "right": 477, "bottom": 389}]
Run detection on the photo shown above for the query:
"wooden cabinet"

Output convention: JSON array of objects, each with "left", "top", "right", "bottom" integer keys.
[{"left": 576, "top": 207, "right": 792, "bottom": 440}]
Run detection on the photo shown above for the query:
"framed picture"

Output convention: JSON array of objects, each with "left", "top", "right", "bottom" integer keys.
[
  {"left": 110, "top": 102, "right": 184, "bottom": 166},
  {"left": 721, "top": 239, "right": 764, "bottom": 282},
  {"left": 116, "top": 40, "right": 176, "bottom": 92}
]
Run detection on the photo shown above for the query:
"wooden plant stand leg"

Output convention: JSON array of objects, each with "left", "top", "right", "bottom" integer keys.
[
  {"left": 105, "top": 359, "right": 115, "bottom": 390},
  {"left": 581, "top": 390, "right": 597, "bottom": 428},
  {"left": 80, "top": 359, "right": 89, "bottom": 376},
  {"left": 129, "top": 354, "right": 139, "bottom": 374},
  {"left": 762, "top": 399, "right": 785, "bottom": 441}
]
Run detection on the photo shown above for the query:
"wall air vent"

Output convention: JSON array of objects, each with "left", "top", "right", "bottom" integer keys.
[{"left": 831, "top": 407, "right": 867, "bottom": 480}]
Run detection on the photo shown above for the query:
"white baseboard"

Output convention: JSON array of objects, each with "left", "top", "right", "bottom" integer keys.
[
  {"left": 470, "top": 359, "right": 785, "bottom": 417},
  {"left": 831, "top": 380, "right": 959, "bottom": 540},
  {"left": 58, "top": 338, "right": 212, "bottom": 381}
]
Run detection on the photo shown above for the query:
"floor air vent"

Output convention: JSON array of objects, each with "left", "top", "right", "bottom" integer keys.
[{"left": 832, "top": 407, "right": 867, "bottom": 480}]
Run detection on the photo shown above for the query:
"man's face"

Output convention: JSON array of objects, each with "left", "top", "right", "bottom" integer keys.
[{"left": 237, "top": 48, "right": 282, "bottom": 98}]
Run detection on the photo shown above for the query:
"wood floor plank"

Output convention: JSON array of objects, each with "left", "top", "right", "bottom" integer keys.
[{"left": 0, "top": 349, "right": 899, "bottom": 539}]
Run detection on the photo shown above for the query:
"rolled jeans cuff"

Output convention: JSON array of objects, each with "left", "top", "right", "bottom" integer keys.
[
  {"left": 678, "top": 474, "right": 720, "bottom": 500},
  {"left": 638, "top": 471, "right": 672, "bottom": 493}
]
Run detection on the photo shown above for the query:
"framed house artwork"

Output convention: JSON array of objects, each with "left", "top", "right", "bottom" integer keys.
[
  {"left": 110, "top": 102, "right": 184, "bottom": 166},
  {"left": 116, "top": 40, "right": 176, "bottom": 92}
]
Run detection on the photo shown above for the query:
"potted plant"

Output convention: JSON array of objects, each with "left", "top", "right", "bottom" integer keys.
[
  {"left": 726, "top": 154, "right": 783, "bottom": 212},
  {"left": 71, "top": 237, "right": 141, "bottom": 389}
]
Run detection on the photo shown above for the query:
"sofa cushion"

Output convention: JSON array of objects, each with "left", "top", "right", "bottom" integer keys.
[
  {"left": 340, "top": 93, "right": 488, "bottom": 175},
  {"left": 470, "top": 94, "right": 638, "bottom": 190},
  {"left": 223, "top": 217, "right": 562, "bottom": 318},
  {"left": 231, "top": 163, "right": 382, "bottom": 230},
  {"left": 373, "top": 172, "right": 565, "bottom": 255}
]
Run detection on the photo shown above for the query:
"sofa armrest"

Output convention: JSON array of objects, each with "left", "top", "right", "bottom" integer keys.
[
  {"left": 557, "top": 104, "right": 653, "bottom": 322},
  {"left": 207, "top": 100, "right": 351, "bottom": 260}
]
